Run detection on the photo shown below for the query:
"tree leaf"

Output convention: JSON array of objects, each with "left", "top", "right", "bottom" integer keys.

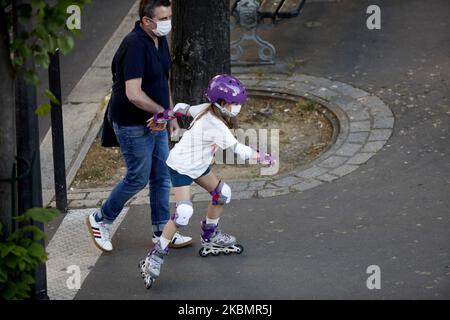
[
  {"left": 0, "top": 244, "right": 14, "bottom": 258},
  {"left": 17, "top": 4, "right": 33, "bottom": 24},
  {"left": 57, "top": 35, "right": 75, "bottom": 54},
  {"left": 0, "top": 268, "right": 8, "bottom": 283},
  {"left": 35, "top": 52, "right": 50, "bottom": 69},
  {"left": 35, "top": 103, "right": 52, "bottom": 116},
  {"left": 24, "top": 208, "right": 60, "bottom": 223},
  {"left": 18, "top": 261, "right": 26, "bottom": 271},
  {"left": 14, "top": 43, "right": 32, "bottom": 61},
  {"left": 2, "top": 283, "right": 17, "bottom": 300},
  {"left": 13, "top": 55, "right": 24, "bottom": 69},
  {"left": 22, "top": 274, "right": 35, "bottom": 285},
  {"left": 11, "top": 246, "right": 27, "bottom": 257},
  {"left": 31, "top": 0, "right": 46, "bottom": 9},
  {"left": 24, "top": 69, "right": 40, "bottom": 86},
  {"left": 32, "top": 24, "right": 48, "bottom": 40},
  {"left": 43, "top": 35, "right": 58, "bottom": 53},
  {"left": 45, "top": 89, "right": 60, "bottom": 106},
  {"left": 20, "top": 226, "right": 47, "bottom": 241},
  {"left": 14, "top": 215, "right": 26, "bottom": 223},
  {"left": 16, "top": 280, "right": 31, "bottom": 298},
  {"left": 27, "top": 243, "right": 45, "bottom": 259},
  {"left": 46, "top": 21, "right": 61, "bottom": 36},
  {"left": 5, "top": 255, "right": 18, "bottom": 269},
  {"left": 20, "top": 253, "right": 33, "bottom": 265}
]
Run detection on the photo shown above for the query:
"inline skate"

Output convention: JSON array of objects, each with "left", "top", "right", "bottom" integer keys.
[
  {"left": 139, "top": 242, "right": 168, "bottom": 289},
  {"left": 198, "top": 220, "right": 243, "bottom": 257}
]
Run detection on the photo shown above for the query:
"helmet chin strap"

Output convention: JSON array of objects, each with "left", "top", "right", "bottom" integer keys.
[{"left": 214, "top": 102, "right": 236, "bottom": 117}]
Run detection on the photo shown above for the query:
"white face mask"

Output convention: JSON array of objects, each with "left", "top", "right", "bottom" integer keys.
[
  {"left": 214, "top": 103, "right": 242, "bottom": 117},
  {"left": 230, "top": 104, "right": 242, "bottom": 117},
  {"left": 152, "top": 19, "right": 172, "bottom": 37}
]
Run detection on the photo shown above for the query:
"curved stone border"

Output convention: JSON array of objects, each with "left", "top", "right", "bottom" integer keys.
[
  {"left": 55, "top": 73, "right": 394, "bottom": 208},
  {"left": 232, "top": 73, "right": 394, "bottom": 199}
]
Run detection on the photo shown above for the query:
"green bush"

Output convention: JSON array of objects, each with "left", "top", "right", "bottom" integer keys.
[{"left": 0, "top": 208, "right": 59, "bottom": 300}]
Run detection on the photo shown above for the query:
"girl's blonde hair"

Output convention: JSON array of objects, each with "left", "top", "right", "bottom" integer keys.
[{"left": 189, "top": 101, "right": 234, "bottom": 129}]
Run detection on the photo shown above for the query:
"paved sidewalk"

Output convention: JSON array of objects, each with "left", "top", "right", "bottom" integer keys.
[{"left": 46, "top": 208, "right": 129, "bottom": 300}]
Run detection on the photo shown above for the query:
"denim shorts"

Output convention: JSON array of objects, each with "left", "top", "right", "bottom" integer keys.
[{"left": 169, "top": 166, "right": 211, "bottom": 187}]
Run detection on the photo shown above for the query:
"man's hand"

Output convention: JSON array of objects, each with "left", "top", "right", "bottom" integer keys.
[
  {"left": 146, "top": 117, "right": 167, "bottom": 131},
  {"left": 147, "top": 109, "right": 183, "bottom": 133}
]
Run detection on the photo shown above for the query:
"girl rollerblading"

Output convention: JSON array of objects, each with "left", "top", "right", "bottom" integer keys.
[{"left": 139, "top": 74, "right": 275, "bottom": 289}]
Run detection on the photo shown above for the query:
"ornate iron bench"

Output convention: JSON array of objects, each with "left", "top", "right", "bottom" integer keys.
[{"left": 231, "top": 0, "right": 307, "bottom": 65}]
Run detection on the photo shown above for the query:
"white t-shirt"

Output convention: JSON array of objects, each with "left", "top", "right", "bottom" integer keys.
[{"left": 166, "top": 103, "right": 239, "bottom": 179}]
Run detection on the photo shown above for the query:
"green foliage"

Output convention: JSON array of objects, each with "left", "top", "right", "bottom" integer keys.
[
  {"left": 1, "top": 0, "right": 91, "bottom": 115},
  {"left": 0, "top": 208, "right": 59, "bottom": 300},
  {"left": 45, "top": 89, "right": 60, "bottom": 106}
]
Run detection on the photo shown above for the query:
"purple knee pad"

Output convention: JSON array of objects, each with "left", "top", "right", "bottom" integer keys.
[{"left": 209, "top": 180, "right": 231, "bottom": 205}]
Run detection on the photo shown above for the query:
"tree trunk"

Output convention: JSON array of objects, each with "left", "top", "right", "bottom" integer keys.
[
  {"left": 0, "top": 15, "right": 16, "bottom": 237},
  {"left": 171, "top": 0, "right": 230, "bottom": 105}
]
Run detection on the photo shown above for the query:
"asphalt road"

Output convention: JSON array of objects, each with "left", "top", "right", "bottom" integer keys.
[
  {"left": 76, "top": 0, "right": 450, "bottom": 299},
  {"left": 37, "top": 0, "right": 136, "bottom": 142}
]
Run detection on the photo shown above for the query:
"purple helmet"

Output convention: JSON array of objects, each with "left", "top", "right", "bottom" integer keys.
[{"left": 205, "top": 74, "right": 247, "bottom": 105}]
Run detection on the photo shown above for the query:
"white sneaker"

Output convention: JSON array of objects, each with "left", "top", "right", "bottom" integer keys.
[
  {"left": 86, "top": 211, "right": 113, "bottom": 252},
  {"left": 152, "top": 231, "right": 193, "bottom": 248}
]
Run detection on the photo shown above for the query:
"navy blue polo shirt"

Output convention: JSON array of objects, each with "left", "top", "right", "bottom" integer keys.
[{"left": 109, "top": 21, "right": 171, "bottom": 125}]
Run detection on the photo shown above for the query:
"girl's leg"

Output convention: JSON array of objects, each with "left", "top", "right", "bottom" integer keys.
[
  {"left": 160, "top": 186, "right": 191, "bottom": 244},
  {"left": 194, "top": 171, "right": 223, "bottom": 220},
  {"left": 194, "top": 171, "right": 240, "bottom": 255},
  {"left": 142, "top": 186, "right": 192, "bottom": 283}
]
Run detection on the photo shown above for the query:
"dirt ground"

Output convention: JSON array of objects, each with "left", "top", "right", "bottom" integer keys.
[{"left": 72, "top": 96, "right": 333, "bottom": 189}]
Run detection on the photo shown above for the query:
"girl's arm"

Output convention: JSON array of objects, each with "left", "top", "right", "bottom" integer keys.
[
  {"left": 234, "top": 143, "right": 258, "bottom": 161},
  {"left": 234, "top": 143, "right": 274, "bottom": 165},
  {"left": 213, "top": 121, "right": 275, "bottom": 166},
  {"left": 173, "top": 103, "right": 210, "bottom": 118},
  {"left": 173, "top": 103, "right": 191, "bottom": 116}
]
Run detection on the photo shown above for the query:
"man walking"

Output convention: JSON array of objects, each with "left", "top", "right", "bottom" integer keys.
[{"left": 87, "top": 0, "right": 192, "bottom": 252}]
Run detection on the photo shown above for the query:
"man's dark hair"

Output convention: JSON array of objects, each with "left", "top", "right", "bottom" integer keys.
[{"left": 139, "top": 0, "right": 171, "bottom": 20}]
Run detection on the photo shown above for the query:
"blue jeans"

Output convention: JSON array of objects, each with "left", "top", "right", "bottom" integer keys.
[{"left": 101, "top": 122, "right": 171, "bottom": 233}]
